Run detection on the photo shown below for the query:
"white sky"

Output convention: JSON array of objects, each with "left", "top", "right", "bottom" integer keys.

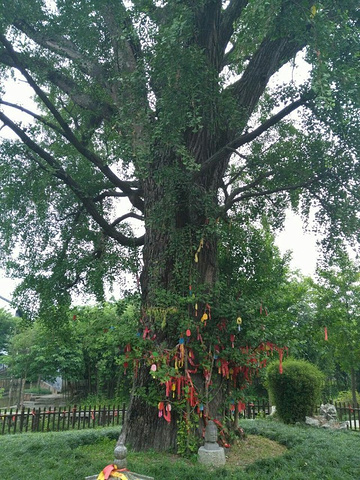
[{"left": 275, "top": 212, "right": 318, "bottom": 276}]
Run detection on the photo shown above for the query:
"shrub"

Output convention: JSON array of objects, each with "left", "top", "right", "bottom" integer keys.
[{"left": 266, "top": 358, "right": 324, "bottom": 424}]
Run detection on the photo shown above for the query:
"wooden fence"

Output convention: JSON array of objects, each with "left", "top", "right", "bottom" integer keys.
[
  {"left": 243, "top": 399, "right": 271, "bottom": 419},
  {"left": 333, "top": 401, "right": 360, "bottom": 431},
  {"left": 1, "top": 400, "right": 358, "bottom": 435},
  {"left": 0, "top": 404, "right": 126, "bottom": 435}
]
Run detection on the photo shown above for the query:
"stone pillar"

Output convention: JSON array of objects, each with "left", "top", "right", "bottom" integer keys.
[
  {"left": 114, "top": 442, "right": 127, "bottom": 469},
  {"left": 198, "top": 420, "right": 226, "bottom": 467}
]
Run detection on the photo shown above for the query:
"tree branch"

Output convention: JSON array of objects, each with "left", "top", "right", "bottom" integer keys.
[
  {"left": 111, "top": 212, "right": 145, "bottom": 227},
  {"left": 0, "top": 33, "right": 144, "bottom": 213},
  {"left": 225, "top": 170, "right": 274, "bottom": 205},
  {"left": 13, "top": 19, "right": 99, "bottom": 77},
  {"left": 228, "top": 35, "right": 305, "bottom": 117},
  {"left": 94, "top": 190, "right": 133, "bottom": 202},
  {"left": 0, "top": 44, "right": 113, "bottom": 116},
  {"left": 0, "top": 110, "right": 145, "bottom": 247},
  {"left": 0, "top": 99, "right": 63, "bottom": 135},
  {"left": 223, "top": 176, "right": 317, "bottom": 212},
  {"left": 219, "top": 0, "right": 249, "bottom": 62},
  {"left": 197, "top": 94, "right": 310, "bottom": 178}
]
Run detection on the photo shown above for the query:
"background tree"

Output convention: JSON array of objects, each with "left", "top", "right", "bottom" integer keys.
[
  {"left": 314, "top": 253, "right": 360, "bottom": 404},
  {"left": 5, "top": 298, "right": 138, "bottom": 402},
  {"left": 70, "top": 298, "right": 138, "bottom": 401},
  {"left": 0, "top": 308, "right": 17, "bottom": 355},
  {"left": 0, "top": 1, "right": 359, "bottom": 450}
]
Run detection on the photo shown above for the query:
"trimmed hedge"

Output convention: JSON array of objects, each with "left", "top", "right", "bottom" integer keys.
[{"left": 266, "top": 358, "right": 324, "bottom": 424}]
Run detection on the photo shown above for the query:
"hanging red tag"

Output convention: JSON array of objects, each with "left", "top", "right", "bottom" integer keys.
[
  {"left": 163, "top": 404, "right": 171, "bottom": 423},
  {"left": 324, "top": 326, "right": 328, "bottom": 341}
]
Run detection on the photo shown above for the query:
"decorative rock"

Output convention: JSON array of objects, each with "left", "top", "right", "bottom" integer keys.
[
  {"left": 305, "top": 416, "right": 320, "bottom": 427},
  {"left": 319, "top": 403, "right": 337, "bottom": 420},
  {"left": 198, "top": 420, "right": 226, "bottom": 467}
]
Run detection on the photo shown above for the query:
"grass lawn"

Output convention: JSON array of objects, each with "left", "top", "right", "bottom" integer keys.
[{"left": 0, "top": 420, "right": 359, "bottom": 479}]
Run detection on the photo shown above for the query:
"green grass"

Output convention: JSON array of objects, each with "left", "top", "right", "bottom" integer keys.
[{"left": 0, "top": 420, "right": 359, "bottom": 479}]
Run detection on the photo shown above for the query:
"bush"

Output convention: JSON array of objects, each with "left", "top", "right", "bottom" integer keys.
[{"left": 266, "top": 358, "right": 324, "bottom": 424}]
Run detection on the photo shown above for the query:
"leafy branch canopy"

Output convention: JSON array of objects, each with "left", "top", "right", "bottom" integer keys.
[{"left": 0, "top": 0, "right": 358, "bottom": 313}]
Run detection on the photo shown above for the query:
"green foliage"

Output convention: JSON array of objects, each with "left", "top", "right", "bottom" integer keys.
[
  {"left": 314, "top": 253, "right": 360, "bottom": 375},
  {"left": 24, "top": 387, "right": 52, "bottom": 395},
  {"left": 5, "top": 297, "right": 139, "bottom": 401},
  {"left": 7, "top": 320, "right": 84, "bottom": 384},
  {"left": 266, "top": 358, "right": 324, "bottom": 423},
  {"left": 335, "top": 390, "right": 360, "bottom": 405},
  {"left": 0, "top": 0, "right": 358, "bottom": 318},
  {"left": 243, "top": 419, "right": 360, "bottom": 479},
  {"left": 0, "top": 309, "right": 17, "bottom": 354},
  {"left": 0, "top": 427, "right": 120, "bottom": 480},
  {"left": 176, "top": 414, "right": 200, "bottom": 457}
]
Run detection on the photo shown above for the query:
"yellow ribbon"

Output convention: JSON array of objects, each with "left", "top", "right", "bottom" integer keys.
[{"left": 194, "top": 238, "right": 204, "bottom": 263}]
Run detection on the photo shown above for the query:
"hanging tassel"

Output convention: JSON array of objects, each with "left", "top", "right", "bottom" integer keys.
[
  {"left": 201, "top": 312, "right": 208, "bottom": 325},
  {"left": 163, "top": 403, "right": 171, "bottom": 423},
  {"left": 178, "top": 337, "right": 185, "bottom": 366},
  {"left": 194, "top": 238, "right": 204, "bottom": 263},
  {"left": 165, "top": 380, "right": 171, "bottom": 397},
  {"left": 236, "top": 316, "right": 242, "bottom": 332},
  {"left": 278, "top": 348, "right": 284, "bottom": 374},
  {"left": 196, "top": 326, "right": 203, "bottom": 343}
]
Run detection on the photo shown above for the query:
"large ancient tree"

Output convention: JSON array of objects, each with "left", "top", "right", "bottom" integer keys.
[{"left": 0, "top": 0, "right": 359, "bottom": 450}]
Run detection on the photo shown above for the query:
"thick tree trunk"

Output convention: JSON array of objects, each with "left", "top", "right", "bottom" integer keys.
[
  {"left": 121, "top": 363, "right": 178, "bottom": 451},
  {"left": 121, "top": 145, "right": 225, "bottom": 450}
]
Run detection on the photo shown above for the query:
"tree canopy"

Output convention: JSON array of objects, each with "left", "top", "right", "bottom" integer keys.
[
  {"left": 0, "top": 0, "right": 359, "bottom": 450},
  {"left": 314, "top": 252, "right": 360, "bottom": 403},
  {"left": 0, "top": 0, "right": 359, "bottom": 313}
]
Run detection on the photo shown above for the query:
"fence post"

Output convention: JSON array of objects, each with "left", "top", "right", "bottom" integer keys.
[{"left": 19, "top": 407, "right": 25, "bottom": 433}]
